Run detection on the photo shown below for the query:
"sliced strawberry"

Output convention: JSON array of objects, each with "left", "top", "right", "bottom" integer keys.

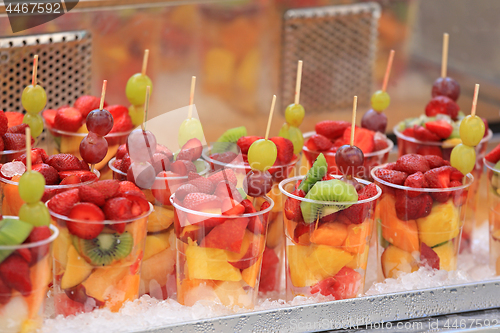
[
  {"left": 107, "top": 105, "right": 129, "bottom": 120},
  {"left": 425, "top": 95, "right": 459, "bottom": 120},
  {"left": 14, "top": 148, "right": 48, "bottom": 166},
  {"left": 221, "top": 197, "right": 245, "bottom": 216},
  {"left": 270, "top": 137, "right": 294, "bottom": 164},
  {"left": 210, "top": 151, "right": 238, "bottom": 166},
  {"left": 310, "top": 267, "right": 361, "bottom": 300},
  {"left": 0, "top": 276, "right": 11, "bottom": 304},
  {"left": 403, "top": 171, "right": 426, "bottom": 198},
  {"left": 54, "top": 107, "right": 84, "bottom": 132},
  {"left": 451, "top": 180, "right": 468, "bottom": 206},
  {"left": 420, "top": 242, "right": 440, "bottom": 270},
  {"left": 315, "top": 120, "right": 350, "bottom": 141},
  {"left": 214, "top": 181, "right": 241, "bottom": 201},
  {"left": 374, "top": 169, "right": 408, "bottom": 185},
  {"left": 342, "top": 126, "right": 375, "bottom": 153},
  {"left": 7, "top": 123, "right": 29, "bottom": 134},
  {"left": 450, "top": 167, "right": 464, "bottom": 181},
  {"left": 176, "top": 149, "right": 193, "bottom": 162},
  {"left": 307, "top": 134, "right": 332, "bottom": 151},
  {"left": 117, "top": 181, "right": 145, "bottom": 198},
  {"left": 119, "top": 154, "right": 132, "bottom": 174},
  {"left": 416, "top": 146, "right": 443, "bottom": 157},
  {"left": 151, "top": 172, "right": 180, "bottom": 205},
  {"left": 424, "top": 166, "right": 452, "bottom": 188},
  {"left": 395, "top": 154, "right": 430, "bottom": 174},
  {"left": 156, "top": 144, "right": 174, "bottom": 162},
  {"left": 0, "top": 254, "right": 31, "bottom": 295},
  {"left": 188, "top": 171, "right": 201, "bottom": 181},
  {"left": 25, "top": 226, "right": 51, "bottom": 264},
  {"left": 247, "top": 201, "right": 269, "bottom": 235},
  {"left": 90, "top": 180, "right": 120, "bottom": 199},
  {"left": 170, "top": 160, "right": 196, "bottom": 176},
  {"left": 208, "top": 169, "right": 238, "bottom": 186},
  {"left": 183, "top": 193, "right": 221, "bottom": 211},
  {"left": 31, "top": 163, "right": 59, "bottom": 185},
  {"left": 106, "top": 114, "right": 133, "bottom": 145},
  {"left": 401, "top": 127, "right": 415, "bottom": 138},
  {"left": 293, "top": 221, "right": 314, "bottom": 243},
  {"left": 181, "top": 138, "right": 203, "bottom": 161},
  {"left": 59, "top": 170, "right": 98, "bottom": 183},
  {"left": 41, "top": 188, "right": 60, "bottom": 202},
  {"left": 188, "top": 176, "right": 214, "bottom": 194},
  {"left": 67, "top": 203, "right": 105, "bottom": 239},
  {"left": 175, "top": 184, "right": 199, "bottom": 201},
  {"left": 116, "top": 144, "right": 128, "bottom": 160},
  {"left": 425, "top": 120, "right": 453, "bottom": 139},
  {"left": 119, "top": 191, "right": 150, "bottom": 216},
  {"left": 340, "top": 193, "right": 370, "bottom": 224},
  {"left": 237, "top": 136, "right": 262, "bottom": 154},
  {"left": 3, "top": 133, "right": 31, "bottom": 151},
  {"left": 0, "top": 111, "right": 8, "bottom": 136},
  {"left": 284, "top": 189, "right": 305, "bottom": 222},
  {"left": 74, "top": 95, "right": 102, "bottom": 118},
  {"left": 151, "top": 153, "right": 171, "bottom": 174},
  {"left": 16, "top": 248, "right": 32, "bottom": 264},
  {"left": 413, "top": 125, "right": 441, "bottom": 142},
  {"left": 485, "top": 143, "right": 500, "bottom": 163},
  {"left": 259, "top": 246, "right": 280, "bottom": 292},
  {"left": 424, "top": 155, "right": 447, "bottom": 168},
  {"left": 47, "top": 154, "right": 82, "bottom": 171},
  {"left": 79, "top": 185, "right": 105, "bottom": 206},
  {"left": 47, "top": 189, "right": 80, "bottom": 216},
  {"left": 103, "top": 197, "right": 134, "bottom": 222},
  {"left": 373, "top": 132, "right": 389, "bottom": 151},
  {"left": 4, "top": 112, "right": 23, "bottom": 128},
  {"left": 80, "top": 159, "right": 90, "bottom": 171},
  {"left": 385, "top": 162, "right": 397, "bottom": 170},
  {"left": 358, "top": 183, "right": 378, "bottom": 198},
  {"left": 395, "top": 193, "right": 433, "bottom": 221},
  {"left": 42, "top": 109, "right": 57, "bottom": 129}
]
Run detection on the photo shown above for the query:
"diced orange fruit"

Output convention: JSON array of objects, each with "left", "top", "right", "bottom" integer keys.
[
  {"left": 343, "top": 220, "right": 371, "bottom": 254},
  {"left": 26, "top": 255, "right": 51, "bottom": 318},
  {"left": 3, "top": 177, "right": 23, "bottom": 216},
  {"left": 241, "top": 256, "right": 262, "bottom": 288},
  {"left": 141, "top": 247, "right": 176, "bottom": 294},
  {"left": 82, "top": 266, "right": 129, "bottom": 302},
  {"left": 381, "top": 245, "right": 418, "bottom": 279},
  {"left": 61, "top": 245, "right": 93, "bottom": 289},
  {"left": 417, "top": 201, "right": 460, "bottom": 247},
  {"left": 106, "top": 275, "right": 140, "bottom": 312},
  {"left": 266, "top": 212, "right": 283, "bottom": 249},
  {"left": 310, "top": 222, "right": 347, "bottom": 247},
  {"left": 144, "top": 232, "right": 170, "bottom": 260},
  {"left": 147, "top": 206, "right": 174, "bottom": 232},
  {"left": 346, "top": 245, "right": 369, "bottom": 270}
]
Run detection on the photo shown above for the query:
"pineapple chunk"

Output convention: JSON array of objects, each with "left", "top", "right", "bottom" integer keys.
[
  {"left": 144, "top": 232, "right": 170, "bottom": 260},
  {"left": 308, "top": 245, "right": 353, "bottom": 281},
  {"left": 433, "top": 242, "right": 457, "bottom": 271},
  {"left": 417, "top": 201, "right": 460, "bottom": 247},
  {"left": 381, "top": 245, "right": 418, "bottom": 278},
  {"left": 147, "top": 206, "right": 174, "bottom": 232},
  {"left": 82, "top": 266, "right": 129, "bottom": 302},
  {"left": 186, "top": 245, "right": 241, "bottom": 282}
]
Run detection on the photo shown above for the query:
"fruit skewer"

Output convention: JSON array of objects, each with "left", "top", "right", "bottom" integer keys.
[
  {"left": 22, "top": 54, "right": 47, "bottom": 139},
  {"left": 179, "top": 76, "right": 204, "bottom": 147},
  {"left": 127, "top": 49, "right": 153, "bottom": 127}
]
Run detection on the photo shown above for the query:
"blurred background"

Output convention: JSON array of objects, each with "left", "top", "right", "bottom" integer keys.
[{"left": 0, "top": 0, "right": 499, "bottom": 142}]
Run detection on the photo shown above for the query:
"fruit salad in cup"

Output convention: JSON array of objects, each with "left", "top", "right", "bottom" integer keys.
[
  {"left": 302, "top": 122, "right": 393, "bottom": 179},
  {"left": 0, "top": 218, "right": 58, "bottom": 333},
  {"left": 371, "top": 154, "right": 472, "bottom": 280},
  {"left": 0, "top": 151, "right": 99, "bottom": 216},
  {"left": 48, "top": 180, "right": 152, "bottom": 315},
  {"left": 171, "top": 178, "right": 273, "bottom": 309},
  {"left": 483, "top": 147, "right": 500, "bottom": 275},
  {"left": 280, "top": 154, "right": 381, "bottom": 300}
]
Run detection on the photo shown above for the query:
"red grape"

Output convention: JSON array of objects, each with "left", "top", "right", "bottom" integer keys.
[
  {"left": 86, "top": 109, "right": 114, "bottom": 136},
  {"left": 340, "top": 175, "right": 363, "bottom": 191},
  {"left": 360, "top": 109, "right": 387, "bottom": 133},
  {"left": 243, "top": 170, "right": 272, "bottom": 197},
  {"left": 431, "top": 77, "right": 460, "bottom": 101},
  {"left": 127, "top": 162, "right": 156, "bottom": 189},
  {"left": 335, "top": 145, "right": 364, "bottom": 177},
  {"left": 126, "top": 129, "right": 157, "bottom": 162},
  {"left": 79, "top": 132, "right": 108, "bottom": 164}
]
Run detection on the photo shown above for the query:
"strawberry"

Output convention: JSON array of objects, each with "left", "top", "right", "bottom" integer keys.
[
  {"left": 188, "top": 176, "right": 214, "bottom": 194},
  {"left": 175, "top": 184, "right": 199, "bottom": 201},
  {"left": 293, "top": 221, "right": 314, "bottom": 242},
  {"left": 4, "top": 112, "right": 23, "bottom": 128},
  {"left": 332, "top": 137, "right": 347, "bottom": 147},
  {"left": 404, "top": 171, "right": 426, "bottom": 198},
  {"left": 116, "top": 144, "right": 128, "bottom": 160},
  {"left": 176, "top": 149, "right": 193, "bottom": 162},
  {"left": 0, "top": 277, "right": 11, "bottom": 304},
  {"left": 0, "top": 137, "right": 4, "bottom": 151},
  {"left": 67, "top": 203, "right": 105, "bottom": 239},
  {"left": 237, "top": 136, "right": 262, "bottom": 154},
  {"left": 3, "top": 133, "right": 31, "bottom": 151},
  {"left": 284, "top": 189, "right": 305, "bottom": 222},
  {"left": 374, "top": 169, "right": 408, "bottom": 185},
  {"left": 214, "top": 181, "right": 241, "bottom": 201},
  {"left": 221, "top": 197, "right": 245, "bottom": 215},
  {"left": 25, "top": 226, "right": 52, "bottom": 264},
  {"left": 58, "top": 175, "right": 81, "bottom": 185},
  {"left": 420, "top": 243, "right": 440, "bottom": 270},
  {"left": 307, "top": 134, "right": 332, "bottom": 151},
  {"left": 117, "top": 181, "right": 145, "bottom": 198},
  {"left": 58, "top": 170, "right": 98, "bottom": 183},
  {"left": 103, "top": 197, "right": 134, "bottom": 221},
  {"left": 451, "top": 180, "right": 468, "bottom": 206},
  {"left": 247, "top": 200, "right": 270, "bottom": 235},
  {"left": 47, "top": 189, "right": 80, "bottom": 216},
  {"left": 270, "top": 137, "right": 294, "bottom": 164},
  {"left": 47, "top": 154, "right": 82, "bottom": 171},
  {"left": 90, "top": 180, "right": 120, "bottom": 199},
  {"left": 14, "top": 148, "right": 48, "bottom": 165},
  {"left": 118, "top": 191, "right": 150, "bottom": 216},
  {"left": 106, "top": 105, "right": 128, "bottom": 120},
  {"left": 425, "top": 96, "right": 459, "bottom": 120},
  {"left": 425, "top": 120, "right": 453, "bottom": 139},
  {"left": 358, "top": 183, "right": 378, "bottom": 198},
  {"left": 341, "top": 193, "right": 371, "bottom": 224},
  {"left": 106, "top": 114, "right": 133, "bottom": 145},
  {"left": 183, "top": 193, "right": 221, "bottom": 211},
  {"left": 54, "top": 107, "right": 84, "bottom": 132},
  {"left": 450, "top": 167, "right": 464, "bottom": 181},
  {"left": 401, "top": 127, "right": 415, "bottom": 138},
  {"left": 395, "top": 154, "right": 430, "bottom": 174},
  {"left": 151, "top": 153, "right": 171, "bottom": 174},
  {"left": 424, "top": 166, "right": 452, "bottom": 188},
  {"left": 32, "top": 164, "right": 59, "bottom": 185},
  {"left": 80, "top": 159, "right": 90, "bottom": 171},
  {"left": 416, "top": 146, "right": 443, "bottom": 157},
  {"left": 0, "top": 111, "right": 8, "bottom": 136},
  {"left": 485, "top": 143, "right": 500, "bottom": 163},
  {"left": 79, "top": 185, "right": 106, "bottom": 206},
  {"left": 156, "top": 144, "right": 174, "bottom": 161},
  {"left": 210, "top": 151, "right": 238, "bottom": 165},
  {"left": 259, "top": 246, "right": 279, "bottom": 292},
  {"left": 373, "top": 132, "right": 389, "bottom": 151},
  {"left": 315, "top": 120, "right": 350, "bottom": 140},
  {"left": 310, "top": 267, "right": 361, "bottom": 300},
  {"left": 385, "top": 162, "right": 397, "bottom": 170},
  {"left": 170, "top": 160, "right": 196, "bottom": 176},
  {"left": 6, "top": 123, "right": 29, "bottom": 134},
  {"left": 342, "top": 126, "right": 375, "bottom": 153},
  {"left": 119, "top": 154, "right": 132, "bottom": 174},
  {"left": 181, "top": 138, "right": 203, "bottom": 161},
  {"left": 41, "top": 188, "right": 60, "bottom": 202},
  {"left": 16, "top": 248, "right": 32, "bottom": 263},
  {"left": 241, "top": 199, "right": 256, "bottom": 214},
  {"left": 413, "top": 125, "right": 440, "bottom": 142},
  {"left": 208, "top": 169, "right": 237, "bottom": 186},
  {"left": 424, "top": 155, "right": 447, "bottom": 168},
  {"left": 395, "top": 193, "right": 433, "bottom": 221},
  {"left": 74, "top": 95, "right": 102, "bottom": 118},
  {"left": 42, "top": 109, "right": 57, "bottom": 129},
  {"left": 0, "top": 254, "right": 31, "bottom": 295}
]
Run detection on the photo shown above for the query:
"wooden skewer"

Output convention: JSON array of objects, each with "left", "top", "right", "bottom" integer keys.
[
  {"left": 382, "top": 50, "right": 395, "bottom": 92},
  {"left": 294, "top": 60, "right": 303, "bottom": 105},
  {"left": 188, "top": 76, "right": 196, "bottom": 119},
  {"left": 471, "top": 84, "right": 479, "bottom": 117},
  {"left": 32, "top": 55, "right": 38, "bottom": 86},
  {"left": 99, "top": 80, "right": 107, "bottom": 111},
  {"left": 25, "top": 128, "right": 31, "bottom": 172},
  {"left": 441, "top": 33, "right": 449, "bottom": 78},
  {"left": 265, "top": 95, "right": 277, "bottom": 141},
  {"left": 350, "top": 96, "right": 357, "bottom": 146},
  {"left": 142, "top": 86, "right": 151, "bottom": 131},
  {"left": 141, "top": 49, "right": 149, "bottom": 76}
]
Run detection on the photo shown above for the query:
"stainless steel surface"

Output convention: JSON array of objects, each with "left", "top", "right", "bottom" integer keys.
[
  {"left": 0, "top": 30, "right": 91, "bottom": 113},
  {"left": 281, "top": 2, "right": 380, "bottom": 114}
]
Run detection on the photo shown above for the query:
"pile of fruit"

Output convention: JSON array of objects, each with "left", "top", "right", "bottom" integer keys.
[
  {"left": 283, "top": 153, "right": 379, "bottom": 299},
  {"left": 484, "top": 143, "right": 500, "bottom": 275},
  {"left": 0, "top": 111, "right": 36, "bottom": 160},
  {"left": 48, "top": 179, "right": 151, "bottom": 315},
  {"left": 372, "top": 153, "right": 470, "bottom": 278}
]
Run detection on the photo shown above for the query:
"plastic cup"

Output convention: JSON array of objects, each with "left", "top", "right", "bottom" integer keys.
[
  {"left": 49, "top": 202, "right": 152, "bottom": 316},
  {"left": 109, "top": 157, "right": 210, "bottom": 300},
  {"left": 279, "top": 175, "right": 381, "bottom": 301},
  {"left": 484, "top": 159, "right": 500, "bottom": 275},
  {"left": 202, "top": 146, "right": 299, "bottom": 294},
  {"left": 171, "top": 194, "right": 273, "bottom": 309},
  {"left": 301, "top": 131, "right": 393, "bottom": 180},
  {"left": 0, "top": 221, "right": 58, "bottom": 333},
  {"left": 394, "top": 126, "right": 492, "bottom": 248},
  {"left": 371, "top": 165, "right": 473, "bottom": 280}
]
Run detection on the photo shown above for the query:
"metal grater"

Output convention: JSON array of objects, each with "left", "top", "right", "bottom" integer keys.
[
  {"left": 0, "top": 30, "right": 92, "bottom": 114},
  {"left": 281, "top": 3, "right": 380, "bottom": 114}
]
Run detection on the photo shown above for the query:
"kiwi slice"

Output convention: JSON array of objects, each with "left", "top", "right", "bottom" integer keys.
[
  {"left": 212, "top": 126, "right": 247, "bottom": 154},
  {"left": 74, "top": 232, "right": 133, "bottom": 266},
  {"left": 0, "top": 218, "right": 34, "bottom": 263},
  {"left": 300, "top": 179, "right": 358, "bottom": 224},
  {"left": 298, "top": 153, "right": 328, "bottom": 193}
]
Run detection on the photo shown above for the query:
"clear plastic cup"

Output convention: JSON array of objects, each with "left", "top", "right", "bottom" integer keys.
[
  {"left": 0, "top": 221, "right": 58, "bottom": 333},
  {"left": 202, "top": 146, "right": 299, "bottom": 294},
  {"left": 109, "top": 157, "right": 210, "bottom": 300},
  {"left": 484, "top": 159, "right": 500, "bottom": 275},
  {"left": 171, "top": 194, "right": 273, "bottom": 309},
  {"left": 394, "top": 126, "right": 492, "bottom": 248},
  {"left": 371, "top": 164, "right": 473, "bottom": 280},
  {"left": 49, "top": 202, "right": 152, "bottom": 316},
  {"left": 301, "top": 131, "right": 393, "bottom": 180},
  {"left": 279, "top": 175, "right": 381, "bottom": 301},
  {"left": 0, "top": 169, "right": 100, "bottom": 217}
]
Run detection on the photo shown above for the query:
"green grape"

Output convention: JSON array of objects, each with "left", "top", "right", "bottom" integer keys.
[
  {"left": 128, "top": 105, "right": 145, "bottom": 127},
  {"left": 178, "top": 118, "right": 204, "bottom": 148},
  {"left": 279, "top": 122, "right": 303, "bottom": 154},
  {"left": 125, "top": 73, "right": 153, "bottom": 106},
  {"left": 21, "top": 85, "right": 47, "bottom": 114},
  {"left": 19, "top": 202, "right": 51, "bottom": 227},
  {"left": 285, "top": 103, "right": 305, "bottom": 127},
  {"left": 370, "top": 90, "right": 390, "bottom": 112},
  {"left": 450, "top": 143, "right": 476, "bottom": 175},
  {"left": 248, "top": 139, "right": 277, "bottom": 171},
  {"left": 459, "top": 115, "right": 485, "bottom": 147},
  {"left": 22, "top": 113, "right": 44, "bottom": 138},
  {"left": 18, "top": 170, "right": 45, "bottom": 204}
]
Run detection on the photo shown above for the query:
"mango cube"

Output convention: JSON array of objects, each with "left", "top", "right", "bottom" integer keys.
[{"left": 417, "top": 201, "right": 460, "bottom": 247}]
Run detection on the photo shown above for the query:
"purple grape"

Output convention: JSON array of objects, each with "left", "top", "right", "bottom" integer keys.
[
  {"left": 335, "top": 144, "right": 364, "bottom": 178},
  {"left": 126, "top": 129, "right": 157, "bottom": 163},
  {"left": 361, "top": 109, "right": 387, "bottom": 133},
  {"left": 79, "top": 132, "right": 108, "bottom": 164},
  {"left": 432, "top": 77, "right": 460, "bottom": 101},
  {"left": 243, "top": 170, "right": 272, "bottom": 197},
  {"left": 86, "top": 109, "right": 114, "bottom": 136}
]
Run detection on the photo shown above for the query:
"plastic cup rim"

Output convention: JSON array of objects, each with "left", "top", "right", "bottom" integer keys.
[
  {"left": 0, "top": 136, "right": 41, "bottom": 156},
  {"left": 0, "top": 168, "right": 100, "bottom": 188},
  {"left": 0, "top": 220, "right": 59, "bottom": 250},
  {"left": 393, "top": 125, "right": 493, "bottom": 147},
  {"left": 484, "top": 158, "right": 500, "bottom": 173}
]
